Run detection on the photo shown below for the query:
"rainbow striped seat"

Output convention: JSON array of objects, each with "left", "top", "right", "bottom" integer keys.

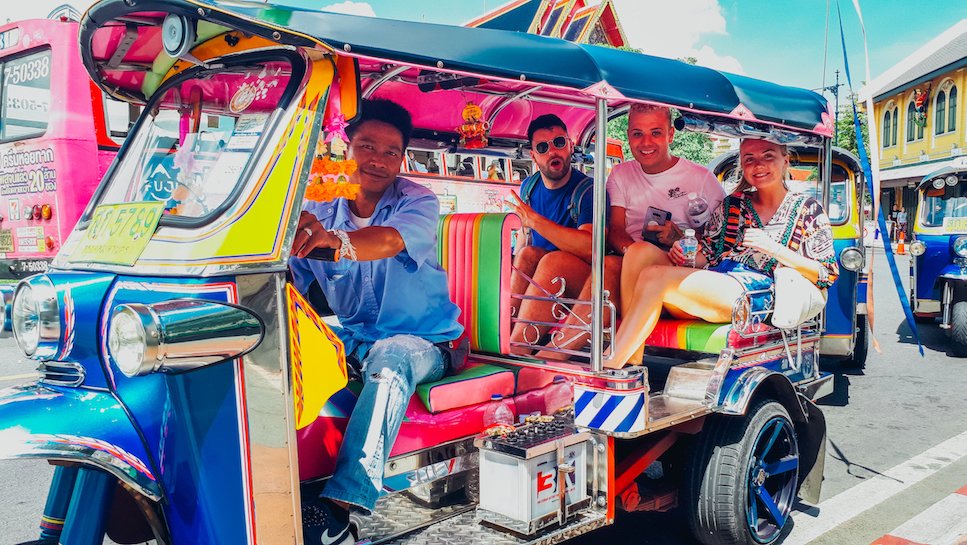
[{"left": 645, "top": 319, "right": 780, "bottom": 353}]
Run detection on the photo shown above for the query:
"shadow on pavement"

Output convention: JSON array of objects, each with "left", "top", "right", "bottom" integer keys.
[
  {"left": 895, "top": 317, "right": 965, "bottom": 358},
  {"left": 816, "top": 358, "right": 862, "bottom": 408}
]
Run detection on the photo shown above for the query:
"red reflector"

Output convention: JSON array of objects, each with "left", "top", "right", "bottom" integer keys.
[
  {"left": 45, "top": 236, "right": 55, "bottom": 250},
  {"left": 32, "top": 205, "right": 42, "bottom": 220}
]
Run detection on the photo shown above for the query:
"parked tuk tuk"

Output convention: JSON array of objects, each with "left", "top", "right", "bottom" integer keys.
[
  {"left": 710, "top": 147, "right": 870, "bottom": 367},
  {"left": 0, "top": 1, "right": 836, "bottom": 544},
  {"left": 908, "top": 160, "right": 967, "bottom": 355}
]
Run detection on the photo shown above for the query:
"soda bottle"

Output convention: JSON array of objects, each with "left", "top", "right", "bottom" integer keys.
[
  {"left": 544, "top": 375, "right": 573, "bottom": 415},
  {"left": 686, "top": 192, "right": 710, "bottom": 228},
  {"left": 483, "top": 394, "right": 514, "bottom": 429},
  {"left": 680, "top": 229, "right": 698, "bottom": 268}
]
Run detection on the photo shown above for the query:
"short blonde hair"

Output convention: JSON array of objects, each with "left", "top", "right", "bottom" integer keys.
[{"left": 629, "top": 103, "right": 673, "bottom": 127}]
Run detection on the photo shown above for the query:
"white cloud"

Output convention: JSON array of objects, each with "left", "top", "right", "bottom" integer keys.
[
  {"left": 611, "top": 0, "right": 743, "bottom": 74},
  {"left": 3, "top": 1, "right": 95, "bottom": 24},
  {"left": 321, "top": 1, "right": 376, "bottom": 17}
]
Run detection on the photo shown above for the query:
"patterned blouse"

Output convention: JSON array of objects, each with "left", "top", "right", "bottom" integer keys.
[{"left": 699, "top": 190, "right": 840, "bottom": 289}]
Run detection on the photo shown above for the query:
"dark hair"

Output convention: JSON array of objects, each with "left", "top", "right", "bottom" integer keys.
[
  {"left": 347, "top": 98, "right": 414, "bottom": 149},
  {"left": 527, "top": 114, "right": 568, "bottom": 143}
]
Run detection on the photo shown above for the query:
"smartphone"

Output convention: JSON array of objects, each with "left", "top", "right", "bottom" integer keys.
[{"left": 641, "top": 206, "right": 673, "bottom": 249}]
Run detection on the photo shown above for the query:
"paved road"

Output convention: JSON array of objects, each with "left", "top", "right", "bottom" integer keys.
[{"left": 1, "top": 252, "right": 966, "bottom": 544}]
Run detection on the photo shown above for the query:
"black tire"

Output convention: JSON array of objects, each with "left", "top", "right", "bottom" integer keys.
[
  {"left": 683, "top": 401, "right": 799, "bottom": 545},
  {"left": 951, "top": 301, "right": 967, "bottom": 357},
  {"left": 843, "top": 315, "right": 868, "bottom": 369}
]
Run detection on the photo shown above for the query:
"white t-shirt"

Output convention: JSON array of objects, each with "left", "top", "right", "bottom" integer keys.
[
  {"left": 607, "top": 158, "right": 725, "bottom": 241},
  {"left": 349, "top": 210, "right": 374, "bottom": 229}
]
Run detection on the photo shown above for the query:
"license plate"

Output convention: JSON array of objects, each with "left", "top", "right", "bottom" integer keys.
[
  {"left": 943, "top": 217, "right": 967, "bottom": 233},
  {"left": 71, "top": 203, "right": 165, "bottom": 266}
]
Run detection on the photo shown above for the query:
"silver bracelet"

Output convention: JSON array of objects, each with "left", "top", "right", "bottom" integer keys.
[{"left": 328, "top": 229, "right": 357, "bottom": 261}]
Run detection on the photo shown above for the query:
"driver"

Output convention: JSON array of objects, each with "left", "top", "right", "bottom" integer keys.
[{"left": 289, "top": 98, "right": 463, "bottom": 545}]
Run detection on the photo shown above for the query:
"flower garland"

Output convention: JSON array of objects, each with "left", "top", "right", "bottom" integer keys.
[{"left": 305, "top": 113, "right": 361, "bottom": 202}]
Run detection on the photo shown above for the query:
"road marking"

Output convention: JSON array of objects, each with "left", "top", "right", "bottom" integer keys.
[
  {"left": 870, "top": 487, "right": 967, "bottom": 545},
  {"left": 786, "top": 429, "right": 967, "bottom": 545},
  {"left": 0, "top": 373, "right": 36, "bottom": 383}
]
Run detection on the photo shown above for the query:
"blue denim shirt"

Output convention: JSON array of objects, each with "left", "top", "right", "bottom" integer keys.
[{"left": 290, "top": 177, "right": 463, "bottom": 357}]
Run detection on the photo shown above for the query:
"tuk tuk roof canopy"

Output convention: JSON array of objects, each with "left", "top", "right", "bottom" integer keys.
[
  {"left": 918, "top": 159, "right": 967, "bottom": 191},
  {"left": 81, "top": 0, "right": 833, "bottom": 140}
]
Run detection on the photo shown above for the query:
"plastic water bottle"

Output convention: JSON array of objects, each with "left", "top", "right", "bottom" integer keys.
[
  {"left": 681, "top": 229, "right": 698, "bottom": 268},
  {"left": 483, "top": 394, "right": 514, "bottom": 429},
  {"left": 545, "top": 375, "right": 573, "bottom": 415},
  {"left": 686, "top": 192, "right": 710, "bottom": 228}
]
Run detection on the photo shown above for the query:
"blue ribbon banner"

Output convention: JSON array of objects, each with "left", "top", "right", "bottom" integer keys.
[{"left": 836, "top": 0, "right": 923, "bottom": 355}]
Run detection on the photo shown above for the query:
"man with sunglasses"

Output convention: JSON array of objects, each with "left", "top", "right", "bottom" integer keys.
[{"left": 507, "top": 114, "right": 606, "bottom": 355}]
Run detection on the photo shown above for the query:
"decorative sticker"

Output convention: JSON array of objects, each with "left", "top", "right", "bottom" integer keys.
[
  {"left": 0, "top": 229, "right": 13, "bottom": 252},
  {"left": 229, "top": 79, "right": 279, "bottom": 114},
  {"left": 286, "top": 283, "right": 348, "bottom": 430},
  {"left": 71, "top": 202, "right": 165, "bottom": 266}
]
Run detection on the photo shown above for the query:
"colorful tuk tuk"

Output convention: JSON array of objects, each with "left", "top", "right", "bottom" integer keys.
[
  {"left": 710, "top": 147, "right": 870, "bottom": 367},
  {"left": 908, "top": 160, "right": 967, "bottom": 355},
  {"left": 0, "top": 1, "right": 836, "bottom": 544}
]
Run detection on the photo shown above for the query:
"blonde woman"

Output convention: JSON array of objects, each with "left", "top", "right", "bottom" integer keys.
[{"left": 607, "top": 138, "right": 839, "bottom": 368}]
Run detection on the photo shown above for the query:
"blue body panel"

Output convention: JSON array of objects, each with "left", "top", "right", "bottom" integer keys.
[
  {"left": 45, "top": 272, "right": 116, "bottom": 390},
  {"left": 718, "top": 350, "right": 818, "bottom": 408},
  {"left": 914, "top": 234, "right": 955, "bottom": 300},
  {"left": 103, "top": 276, "right": 250, "bottom": 545},
  {"left": 0, "top": 384, "right": 161, "bottom": 499},
  {"left": 825, "top": 238, "right": 859, "bottom": 337}
]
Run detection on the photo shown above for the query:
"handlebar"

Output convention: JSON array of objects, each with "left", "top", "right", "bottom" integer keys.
[{"left": 306, "top": 248, "right": 337, "bottom": 261}]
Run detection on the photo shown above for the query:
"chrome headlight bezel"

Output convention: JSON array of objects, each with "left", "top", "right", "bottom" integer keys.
[
  {"left": 909, "top": 240, "right": 927, "bottom": 257},
  {"left": 12, "top": 276, "right": 60, "bottom": 359},
  {"left": 954, "top": 236, "right": 967, "bottom": 258},
  {"left": 108, "top": 304, "right": 160, "bottom": 378},
  {"left": 839, "top": 247, "right": 865, "bottom": 271}
]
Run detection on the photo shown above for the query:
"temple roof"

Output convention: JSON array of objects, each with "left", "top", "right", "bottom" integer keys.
[{"left": 466, "top": 0, "right": 627, "bottom": 47}]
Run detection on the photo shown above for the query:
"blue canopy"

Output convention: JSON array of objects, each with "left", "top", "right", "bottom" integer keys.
[{"left": 81, "top": 0, "right": 831, "bottom": 135}]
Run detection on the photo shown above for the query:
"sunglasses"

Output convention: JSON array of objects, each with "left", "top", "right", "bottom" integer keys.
[{"left": 533, "top": 136, "right": 569, "bottom": 154}]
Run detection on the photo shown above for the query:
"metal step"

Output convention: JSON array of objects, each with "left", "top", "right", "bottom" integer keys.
[{"left": 377, "top": 506, "right": 609, "bottom": 545}]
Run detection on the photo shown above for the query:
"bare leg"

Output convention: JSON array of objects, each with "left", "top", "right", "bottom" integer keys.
[
  {"left": 608, "top": 266, "right": 743, "bottom": 368},
  {"left": 509, "top": 251, "right": 590, "bottom": 355},
  {"left": 617, "top": 242, "right": 671, "bottom": 362},
  {"left": 535, "top": 255, "right": 622, "bottom": 361},
  {"left": 511, "top": 245, "right": 548, "bottom": 314}
]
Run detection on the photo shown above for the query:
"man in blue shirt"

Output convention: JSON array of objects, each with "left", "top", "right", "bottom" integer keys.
[
  {"left": 290, "top": 99, "right": 462, "bottom": 545},
  {"left": 506, "top": 114, "right": 605, "bottom": 356}
]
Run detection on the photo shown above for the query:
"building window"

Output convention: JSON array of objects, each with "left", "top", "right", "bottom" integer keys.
[
  {"left": 936, "top": 91, "right": 947, "bottom": 134},
  {"left": 892, "top": 106, "right": 898, "bottom": 146},
  {"left": 907, "top": 101, "right": 924, "bottom": 141},
  {"left": 883, "top": 109, "right": 892, "bottom": 147},
  {"left": 949, "top": 86, "right": 958, "bottom": 133}
]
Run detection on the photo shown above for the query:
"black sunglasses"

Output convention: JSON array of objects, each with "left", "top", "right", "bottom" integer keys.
[{"left": 533, "top": 136, "right": 569, "bottom": 154}]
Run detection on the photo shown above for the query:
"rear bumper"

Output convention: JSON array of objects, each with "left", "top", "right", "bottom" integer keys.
[{"left": 0, "top": 384, "right": 161, "bottom": 501}]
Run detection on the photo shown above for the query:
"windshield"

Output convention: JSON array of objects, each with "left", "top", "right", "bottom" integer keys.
[
  {"left": 93, "top": 59, "right": 294, "bottom": 220},
  {"left": 922, "top": 182, "right": 967, "bottom": 228}
]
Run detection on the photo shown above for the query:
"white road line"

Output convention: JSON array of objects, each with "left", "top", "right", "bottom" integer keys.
[
  {"left": 888, "top": 493, "right": 967, "bottom": 545},
  {"left": 0, "top": 373, "right": 37, "bottom": 383},
  {"left": 784, "top": 429, "right": 967, "bottom": 545}
]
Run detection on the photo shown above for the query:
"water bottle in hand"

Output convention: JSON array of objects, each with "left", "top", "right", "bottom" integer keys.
[
  {"left": 680, "top": 229, "right": 698, "bottom": 268},
  {"left": 686, "top": 192, "right": 710, "bottom": 228},
  {"left": 483, "top": 394, "right": 514, "bottom": 430}
]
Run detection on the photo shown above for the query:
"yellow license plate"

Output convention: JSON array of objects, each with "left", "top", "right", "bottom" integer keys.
[
  {"left": 71, "top": 202, "right": 165, "bottom": 266},
  {"left": 943, "top": 217, "right": 967, "bottom": 233}
]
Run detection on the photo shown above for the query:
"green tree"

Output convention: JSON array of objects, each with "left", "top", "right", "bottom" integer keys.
[{"left": 834, "top": 94, "right": 869, "bottom": 159}]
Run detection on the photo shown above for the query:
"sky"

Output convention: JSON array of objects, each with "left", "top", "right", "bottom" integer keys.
[{"left": 7, "top": 0, "right": 967, "bottom": 104}]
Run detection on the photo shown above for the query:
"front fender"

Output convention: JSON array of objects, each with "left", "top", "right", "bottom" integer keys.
[
  {"left": 0, "top": 384, "right": 162, "bottom": 501},
  {"left": 939, "top": 264, "right": 967, "bottom": 283}
]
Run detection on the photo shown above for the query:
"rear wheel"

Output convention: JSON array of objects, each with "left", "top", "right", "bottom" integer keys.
[
  {"left": 684, "top": 401, "right": 799, "bottom": 545},
  {"left": 950, "top": 301, "right": 967, "bottom": 357}
]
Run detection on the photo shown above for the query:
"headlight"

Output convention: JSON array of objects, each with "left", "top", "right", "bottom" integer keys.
[
  {"left": 946, "top": 175, "right": 959, "bottom": 186},
  {"left": 108, "top": 305, "right": 156, "bottom": 378},
  {"left": 840, "top": 247, "right": 865, "bottom": 271},
  {"left": 955, "top": 236, "right": 967, "bottom": 258},
  {"left": 109, "top": 300, "right": 262, "bottom": 378},
  {"left": 11, "top": 277, "right": 60, "bottom": 359},
  {"left": 909, "top": 240, "right": 927, "bottom": 257}
]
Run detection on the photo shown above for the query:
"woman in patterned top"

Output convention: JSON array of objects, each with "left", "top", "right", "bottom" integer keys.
[{"left": 606, "top": 138, "right": 839, "bottom": 368}]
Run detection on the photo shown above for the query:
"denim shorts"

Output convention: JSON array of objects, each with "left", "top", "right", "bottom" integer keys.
[{"left": 709, "top": 259, "right": 774, "bottom": 314}]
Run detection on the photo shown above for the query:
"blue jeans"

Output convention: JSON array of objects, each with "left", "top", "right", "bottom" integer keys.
[{"left": 321, "top": 334, "right": 447, "bottom": 513}]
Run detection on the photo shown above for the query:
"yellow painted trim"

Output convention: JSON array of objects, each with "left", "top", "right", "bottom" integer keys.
[{"left": 185, "top": 0, "right": 335, "bottom": 55}]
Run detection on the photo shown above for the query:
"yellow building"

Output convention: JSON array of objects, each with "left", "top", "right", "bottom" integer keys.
[{"left": 860, "top": 19, "right": 967, "bottom": 221}]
